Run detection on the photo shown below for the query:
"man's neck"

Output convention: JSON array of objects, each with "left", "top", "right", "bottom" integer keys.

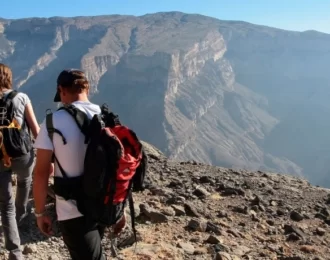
[{"left": 67, "top": 94, "right": 89, "bottom": 104}]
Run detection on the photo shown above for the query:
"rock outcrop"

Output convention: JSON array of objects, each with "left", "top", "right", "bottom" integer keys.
[
  {"left": 1, "top": 143, "right": 330, "bottom": 259},
  {"left": 1, "top": 12, "right": 330, "bottom": 186}
]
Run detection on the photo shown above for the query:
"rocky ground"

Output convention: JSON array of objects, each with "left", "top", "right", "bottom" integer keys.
[{"left": 1, "top": 142, "right": 330, "bottom": 259}]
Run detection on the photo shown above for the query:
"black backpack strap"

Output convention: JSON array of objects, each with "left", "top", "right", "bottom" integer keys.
[
  {"left": 0, "top": 90, "right": 19, "bottom": 125},
  {"left": 45, "top": 113, "right": 68, "bottom": 179},
  {"left": 46, "top": 113, "right": 67, "bottom": 145},
  {"left": 5, "top": 90, "right": 18, "bottom": 104},
  {"left": 59, "top": 105, "right": 90, "bottom": 143}
]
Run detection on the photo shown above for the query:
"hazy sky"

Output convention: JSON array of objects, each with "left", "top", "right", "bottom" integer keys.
[{"left": 1, "top": 0, "right": 329, "bottom": 33}]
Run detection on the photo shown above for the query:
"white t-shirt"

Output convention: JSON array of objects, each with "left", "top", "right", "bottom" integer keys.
[{"left": 34, "top": 100, "right": 101, "bottom": 221}]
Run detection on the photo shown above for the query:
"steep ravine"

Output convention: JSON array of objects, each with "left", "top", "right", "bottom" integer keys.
[{"left": 0, "top": 12, "right": 330, "bottom": 186}]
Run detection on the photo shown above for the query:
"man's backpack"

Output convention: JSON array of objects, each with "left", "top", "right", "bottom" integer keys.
[
  {"left": 45, "top": 103, "right": 147, "bottom": 239},
  {"left": 0, "top": 90, "right": 32, "bottom": 166}
]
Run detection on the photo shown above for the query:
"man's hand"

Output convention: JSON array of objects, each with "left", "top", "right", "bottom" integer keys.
[
  {"left": 33, "top": 148, "right": 53, "bottom": 236},
  {"left": 36, "top": 215, "right": 53, "bottom": 236}
]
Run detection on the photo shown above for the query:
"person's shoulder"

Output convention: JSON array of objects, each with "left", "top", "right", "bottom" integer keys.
[
  {"left": 12, "top": 90, "right": 28, "bottom": 98},
  {"left": 52, "top": 108, "right": 70, "bottom": 118},
  {"left": 89, "top": 102, "right": 101, "bottom": 111},
  {"left": 11, "top": 90, "right": 30, "bottom": 103},
  {"left": 74, "top": 101, "right": 101, "bottom": 113}
]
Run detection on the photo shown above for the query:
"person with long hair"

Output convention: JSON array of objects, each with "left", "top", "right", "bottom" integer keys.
[{"left": 0, "top": 63, "right": 40, "bottom": 260}]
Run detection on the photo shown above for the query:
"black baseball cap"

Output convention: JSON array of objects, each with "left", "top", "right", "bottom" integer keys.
[{"left": 54, "top": 69, "right": 87, "bottom": 102}]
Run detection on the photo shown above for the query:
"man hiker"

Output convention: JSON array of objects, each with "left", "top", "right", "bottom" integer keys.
[{"left": 33, "top": 69, "right": 125, "bottom": 259}]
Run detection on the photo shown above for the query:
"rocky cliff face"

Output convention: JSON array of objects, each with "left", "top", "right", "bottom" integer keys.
[{"left": 1, "top": 12, "right": 330, "bottom": 186}]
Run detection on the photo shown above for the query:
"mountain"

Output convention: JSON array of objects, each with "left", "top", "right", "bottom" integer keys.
[
  {"left": 2, "top": 142, "right": 330, "bottom": 259},
  {"left": 1, "top": 12, "right": 330, "bottom": 186}
]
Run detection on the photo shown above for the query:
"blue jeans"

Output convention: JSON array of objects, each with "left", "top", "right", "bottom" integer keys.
[{"left": 0, "top": 150, "right": 35, "bottom": 260}]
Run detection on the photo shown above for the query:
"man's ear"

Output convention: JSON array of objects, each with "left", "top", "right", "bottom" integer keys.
[{"left": 59, "top": 85, "right": 67, "bottom": 97}]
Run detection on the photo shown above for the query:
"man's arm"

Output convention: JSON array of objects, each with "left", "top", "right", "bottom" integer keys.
[
  {"left": 32, "top": 119, "right": 54, "bottom": 236},
  {"left": 33, "top": 148, "right": 53, "bottom": 215}
]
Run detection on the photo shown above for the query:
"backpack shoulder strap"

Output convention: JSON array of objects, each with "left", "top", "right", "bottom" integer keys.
[
  {"left": 45, "top": 112, "right": 68, "bottom": 178},
  {"left": 46, "top": 113, "right": 67, "bottom": 145},
  {"left": 1, "top": 90, "right": 19, "bottom": 123},
  {"left": 59, "top": 105, "right": 90, "bottom": 142},
  {"left": 5, "top": 90, "right": 18, "bottom": 103}
]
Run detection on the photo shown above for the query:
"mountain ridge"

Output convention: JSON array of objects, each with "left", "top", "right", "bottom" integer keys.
[
  {"left": 2, "top": 11, "right": 330, "bottom": 36},
  {"left": 1, "top": 11, "right": 330, "bottom": 187}
]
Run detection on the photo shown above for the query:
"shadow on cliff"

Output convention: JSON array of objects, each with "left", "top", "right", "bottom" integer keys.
[
  {"left": 9, "top": 24, "right": 109, "bottom": 121},
  {"left": 92, "top": 52, "right": 171, "bottom": 153},
  {"left": 3, "top": 20, "right": 60, "bottom": 86}
]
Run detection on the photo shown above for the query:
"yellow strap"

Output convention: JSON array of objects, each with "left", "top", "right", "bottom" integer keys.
[{"left": 0, "top": 119, "right": 22, "bottom": 167}]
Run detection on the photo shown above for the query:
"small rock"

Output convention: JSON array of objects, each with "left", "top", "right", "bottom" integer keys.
[
  {"left": 161, "top": 207, "right": 176, "bottom": 216},
  {"left": 250, "top": 195, "right": 264, "bottom": 206},
  {"left": 148, "top": 153, "right": 161, "bottom": 161},
  {"left": 149, "top": 187, "right": 173, "bottom": 197},
  {"left": 118, "top": 231, "right": 142, "bottom": 248},
  {"left": 326, "top": 195, "right": 330, "bottom": 205},
  {"left": 188, "top": 218, "right": 207, "bottom": 232},
  {"left": 278, "top": 257, "right": 303, "bottom": 260},
  {"left": 232, "top": 245, "right": 251, "bottom": 256},
  {"left": 212, "top": 243, "right": 230, "bottom": 253},
  {"left": 190, "top": 236, "right": 202, "bottom": 243},
  {"left": 300, "top": 245, "right": 317, "bottom": 253},
  {"left": 147, "top": 211, "right": 168, "bottom": 223},
  {"left": 290, "top": 210, "right": 304, "bottom": 221},
  {"left": 249, "top": 209, "right": 257, "bottom": 216},
  {"left": 220, "top": 187, "right": 245, "bottom": 197},
  {"left": 205, "top": 235, "right": 223, "bottom": 244},
  {"left": 184, "top": 203, "right": 200, "bottom": 217},
  {"left": 315, "top": 213, "right": 327, "bottom": 220},
  {"left": 250, "top": 205, "right": 259, "bottom": 212},
  {"left": 277, "top": 209, "right": 286, "bottom": 216},
  {"left": 266, "top": 219, "right": 275, "bottom": 226},
  {"left": 227, "top": 229, "right": 240, "bottom": 238},
  {"left": 320, "top": 207, "right": 330, "bottom": 217},
  {"left": 23, "top": 244, "right": 38, "bottom": 254},
  {"left": 206, "top": 221, "right": 222, "bottom": 235},
  {"left": 177, "top": 242, "right": 195, "bottom": 255},
  {"left": 140, "top": 203, "right": 151, "bottom": 215},
  {"left": 171, "top": 205, "right": 186, "bottom": 216},
  {"left": 316, "top": 227, "right": 326, "bottom": 236},
  {"left": 217, "top": 210, "right": 228, "bottom": 218},
  {"left": 199, "top": 176, "right": 215, "bottom": 184},
  {"left": 194, "top": 247, "right": 208, "bottom": 255},
  {"left": 193, "top": 186, "right": 210, "bottom": 199},
  {"left": 270, "top": 200, "right": 277, "bottom": 206},
  {"left": 251, "top": 213, "right": 260, "bottom": 222},
  {"left": 215, "top": 252, "right": 233, "bottom": 260},
  {"left": 232, "top": 206, "right": 248, "bottom": 215},
  {"left": 48, "top": 256, "right": 60, "bottom": 260},
  {"left": 286, "top": 233, "right": 301, "bottom": 241},
  {"left": 284, "top": 224, "right": 305, "bottom": 238},
  {"left": 140, "top": 203, "right": 168, "bottom": 223}
]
